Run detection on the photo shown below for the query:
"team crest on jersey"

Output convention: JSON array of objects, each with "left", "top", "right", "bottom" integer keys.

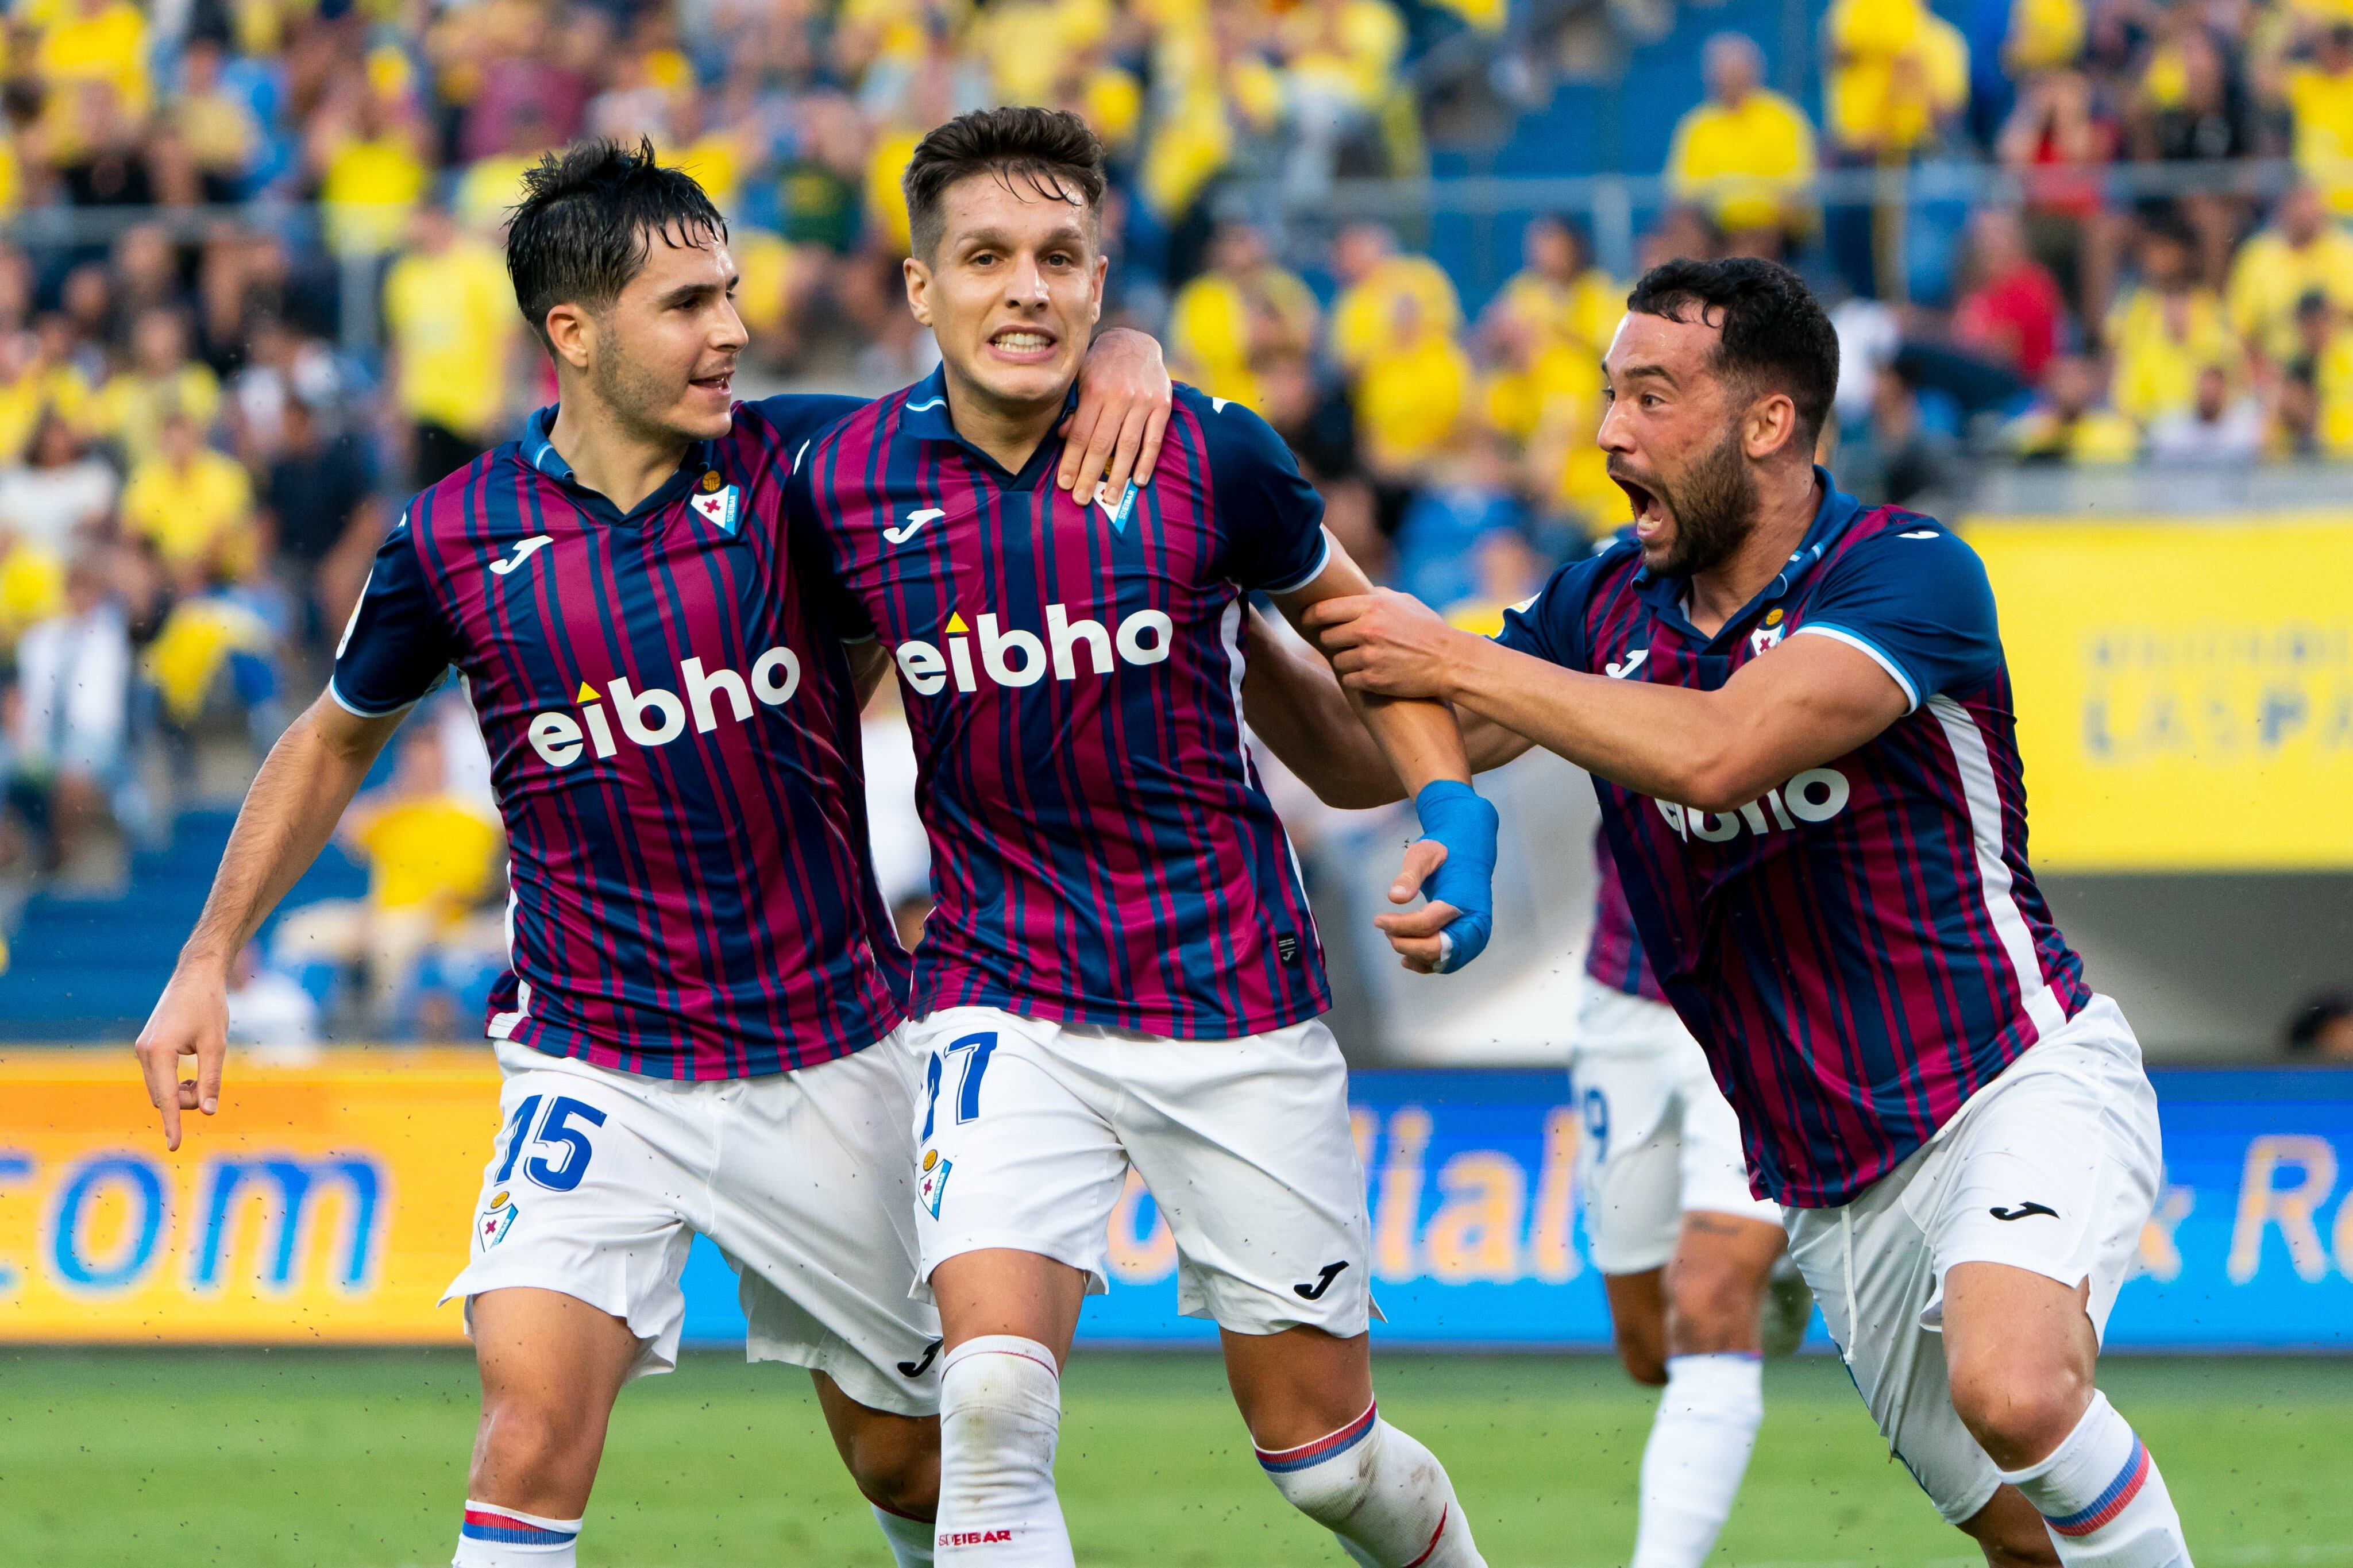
[
  {"left": 691, "top": 480, "right": 740, "bottom": 535},
  {"left": 1751, "top": 607, "right": 1787, "bottom": 656},
  {"left": 1093, "top": 479, "right": 1137, "bottom": 535},
  {"left": 918, "top": 1150, "right": 952, "bottom": 1217},
  {"left": 477, "top": 1189, "right": 519, "bottom": 1250}
]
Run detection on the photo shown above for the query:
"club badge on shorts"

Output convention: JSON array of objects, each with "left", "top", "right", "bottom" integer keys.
[
  {"left": 918, "top": 1149, "right": 952, "bottom": 1218},
  {"left": 477, "top": 1188, "right": 519, "bottom": 1250}
]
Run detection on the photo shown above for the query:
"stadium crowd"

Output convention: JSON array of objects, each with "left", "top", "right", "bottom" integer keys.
[{"left": 0, "top": 0, "right": 2346, "bottom": 1036}]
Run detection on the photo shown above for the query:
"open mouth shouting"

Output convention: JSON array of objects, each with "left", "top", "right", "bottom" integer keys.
[
  {"left": 1610, "top": 464, "right": 1672, "bottom": 542},
  {"left": 986, "top": 322, "right": 1062, "bottom": 365}
]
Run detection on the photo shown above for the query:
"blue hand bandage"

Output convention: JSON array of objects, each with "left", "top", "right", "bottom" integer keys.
[{"left": 1412, "top": 780, "right": 1499, "bottom": 974}]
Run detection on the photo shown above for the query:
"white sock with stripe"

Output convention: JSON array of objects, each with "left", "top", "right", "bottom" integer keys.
[
  {"left": 1256, "top": 1403, "right": 1485, "bottom": 1567},
  {"left": 1999, "top": 1392, "right": 2191, "bottom": 1566},
  {"left": 935, "top": 1335, "right": 1073, "bottom": 1566},
  {"left": 871, "top": 1501, "right": 938, "bottom": 1566},
  {"left": 452, "top": 1500, "right": 581, "bottom": 1565},
  {"left": 1633, "top": 1352, "right": 1765, "bottom": 1568}
]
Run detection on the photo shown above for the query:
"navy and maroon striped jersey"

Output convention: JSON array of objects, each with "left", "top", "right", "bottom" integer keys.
[
  {"left": 1586, "top": 835, "right": 1668, "bottom": 1004},
  {"left": 1500, "top": 473, "right": 2090, "bottom": 1207},
  {"left": 330, "top": 396, "right": 905, "bottom": 1080},
  {"left": 790, "top": 371, "right": 1332, "bottom": 1038}
]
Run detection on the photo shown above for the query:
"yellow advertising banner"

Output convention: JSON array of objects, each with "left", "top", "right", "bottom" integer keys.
[
  {"left": 0, "top": 1051, "right": 493, "bottom": 1342},
  {"left": 1966, "top": 516, "right": 2353, "bottom": 871}
]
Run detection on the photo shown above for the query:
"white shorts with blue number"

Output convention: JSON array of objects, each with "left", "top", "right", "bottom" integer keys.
[
  {"left": 905, "top": 1006, "right": 1377, "bottom": 1337},
  {"left": 443, "top": 1033, "right": 942, "bottom": 1416},
  {"left": 1571, "top": 982, "right": 1781, "bottom": 1275}
]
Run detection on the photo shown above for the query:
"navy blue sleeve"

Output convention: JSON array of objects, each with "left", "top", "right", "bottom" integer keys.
[
  {"left": 330, "top": 512, "right": 454, "bottom": 716},
  {"left": 1197, "top": 389, "right": 1329, "bottom": 594},
  {"left": 748, "top": 392, "right": 871, "bottom": 458},
  {"left": 1494, "top": 542, "right": 1624, "bottom": 672},
  {"left": 783, "top": 449, "right": 877, "bottom": 643},
  {"left": 1793, "top": 522, "right": 2001, "bottom": 710}
]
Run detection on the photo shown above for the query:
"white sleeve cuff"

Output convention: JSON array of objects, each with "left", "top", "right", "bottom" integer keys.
[
  {"left": 326, "top": 676, "right": 421, "bottom": 720},
  {"left": 1260, "top": 527, "right": 1335, "bottom": 596},
  {"left": 1792, "top": 623, "right": 1920, "bottom": 712}
]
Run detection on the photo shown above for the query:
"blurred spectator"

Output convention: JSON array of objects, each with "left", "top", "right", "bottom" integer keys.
[
  {"left": 1274, "top": 0, "right": 1405, "bottom": 195},
  {"left": 2146, "top": 364, "right": 2266, "bottom": 462},
  {"left": 1665, "top": 34, "right": 1819, "bottom": 258},
  {"left": 263, "top": 394, "right": 381, "bottom": 648},
  {"left": 1391, "top": 428, "right": 1525, "bottom": 612},
  {"left": 121, "top": 406, "right": 256, "bottom": 590},
  {"left": 2226, "top": 184, "right": 2353, "bottom": 373},
  {"left": 275, "top": 721, "right": 504, "bottom": 1021},
  {"left": 91, "top": 308, "right": 223, "bottom": 468},
  {"left": 225, "top": 940, "right": 322, "bottom": 1060},
  {"left": 1850, "top": 366, "right": 1961, "bottom": 504},
  {"left": 2107, "top": 222, "right": 2234, "bottom": 426},
  {"left": 4, "top": 551, "right": 129, "bottom": 885},
  {"left": 1354, "top": 292, "right": 1471, "bottom": 481},
  {"left": 311, "top": 67, "right": 433, "bottom": 258},
  {"left": 2284, "top": 991, "right": 2353, "bottom": 1061},
  {"left": 1951, "top": 207, "right": 2068, "bottom": 383},
  {"left": 2126, "top": 20, "right": 2256, "bottom": 290},
  {"left": 1258, "top": 350, "right": 1380, "bottom": 566},
  {"left": 0, "top": 408, "right": 117, "bottom": 557},
  {"left": 2005, "top": 353, "right": 2142, "bottom": 462},
  {"left": 2288, "top": 24, "right": 2353, "bottom": 218},
  {"left": 383, "top": 202, "right": 519, "bottom": 491},
  {"left": 2275, "top": 291, "right": 2353, "bottom": 455},
  {"left": 156, "top": 36, "right": 263, "bottom": 205},
  {"left": 1484, "top": 215, "right": 1622, "bottom": 368},
  {"left": 1824, "top": 0, "right": 1970, "bottom": 159},
  {"left": 1168, "top": 222, "right": 1320, "bottom": 412},
  {"left": 1329, "top": 222, "right": 1462, "bottom": 377}
]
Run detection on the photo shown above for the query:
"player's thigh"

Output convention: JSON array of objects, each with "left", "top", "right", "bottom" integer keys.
[
  {"left": 905, "top": 1008, "right": 1129, "bottom": 1312},
  {"left": 1574, "top": 1066, "right": 1684, "bottom": 1277},
  {"left": 1220, "top": 1324, "right": 1374, "bottom": 1450},
  {"left": 469, "top": 1286, "right": 642, "bottom": 1434},
  {"left": 448, "top": 1049, "right": 704, "bottom": 1380},
  {"left": 1111, "top": 1018, "right": 1374, "bottom": 1338},
  {"left": 1783, "top": 1160, "right": 2004, "bottom": 1528},
  {"left": 705, "top": 1036, "right": 948, "bottom": 1418}
]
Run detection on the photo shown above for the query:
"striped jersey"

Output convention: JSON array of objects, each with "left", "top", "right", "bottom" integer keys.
[
  {"left": 791, "top": 370, "right": 1332, "bottom": 1038},
  {"left": 1500, "top": 472, "right": 2089, "bottom": 1206},
  {"left": 1586, "top": 835, "right": 1668, "bottom": 1004},
  {"left": 331, "top": 397, "right": 905, "bottom": 1080}
]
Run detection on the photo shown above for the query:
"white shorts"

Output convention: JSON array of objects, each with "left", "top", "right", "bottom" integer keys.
[
  {"left": 444, "top": 1034, "right": 943, "bottom": 1418},
  {"left": 1783, "top": 993, "right": 2162, "bottom": 1524},
  {"left": 905, "top": 1006, "right": 1377, "bottom": 1338},
  {"left": 1570, "top": 983, "right": 1781, "bottom": 1275}
]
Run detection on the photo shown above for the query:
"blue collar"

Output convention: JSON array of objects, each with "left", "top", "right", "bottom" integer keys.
[
  {"left": 520, "top": 405, "right": 719, "bottom": 524},
  {"left": 894, "top": 364, "right": 1082, "bottom": 484},
  {"left": 1634, "top": 466, "right": 1862, "bottom": 636}
]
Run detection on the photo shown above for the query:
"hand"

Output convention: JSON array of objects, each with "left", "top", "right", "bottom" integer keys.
[
  {"left": 1373, "top": 836, "right": 1457, "bottom": 974},
  {"left": 1059, "top": 327, "right": 1172, "bottom": 502},
  {"left": 1300, "top": 589, "right": 1468, "bottom": 702},
  {"left": 134, "top": 959, "right": 232, "bottom": 1152}
]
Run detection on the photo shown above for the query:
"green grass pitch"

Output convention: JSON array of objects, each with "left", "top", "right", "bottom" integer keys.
[{"left": 4, "top": 1349, "right": 2346, "bottom": 1566}]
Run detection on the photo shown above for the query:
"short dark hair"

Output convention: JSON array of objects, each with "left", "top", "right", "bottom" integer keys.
[
  {"left": 504, "top": 138, "right": 727, "bottom": 351},
  {"left": 1624, "top": 257, "right": 1840, "bottom": 445},
  {"left": 902, "top": 106, "right": 1105, "bottom": 261}
]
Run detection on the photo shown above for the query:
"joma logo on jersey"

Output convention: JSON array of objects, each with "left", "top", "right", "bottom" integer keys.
[
  {"left": 526, "top": 650, "right": 802, "bottom": 767},
  {"left": 894, "top": 605, "right": 1174, "bottom": 697},
  {"left": 1655, "top": 766, "right": 1851, "bottom": 842}
]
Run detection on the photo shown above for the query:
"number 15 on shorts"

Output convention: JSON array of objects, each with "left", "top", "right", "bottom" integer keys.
[{"left": 917, "top": 1032, "right": 996, "bottom": 1218}]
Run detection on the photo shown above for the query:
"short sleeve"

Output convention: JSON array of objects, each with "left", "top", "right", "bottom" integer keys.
[
  {"left": 747, "top": 392, "right": 870, "bottom": 456},
  {"left": 783, "top": 457, "right": 877, "bottom": 644},
  {"left": 1494, "top": 542, "right": 1620, "bottom": 670},
  {"left": 1198, "top": 392, "right": 1330, "bottom": 594},
  {"left": 329, "top": 513, "right": 456, "bottom": 717},
  {"left": 1792, "top": 523, "right": 2000, "bottom": 710}
]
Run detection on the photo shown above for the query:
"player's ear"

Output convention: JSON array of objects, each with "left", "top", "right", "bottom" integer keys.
[
  {"left": 1088, "top": 252, "right": 1108, "bottom": 324},
  {"left": 542, "top": 302, "right": 595, "bottom": 373},
  {"left": 904, "top": 254, "right": 934, "bottom": 328},
  {"left": 1747, "top": 391, "right": 1798, "bottom": 461}
]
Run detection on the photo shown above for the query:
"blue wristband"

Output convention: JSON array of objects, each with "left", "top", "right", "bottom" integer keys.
[{"left": 1413, "top": 780, "right": 1499, "bottom": 974}]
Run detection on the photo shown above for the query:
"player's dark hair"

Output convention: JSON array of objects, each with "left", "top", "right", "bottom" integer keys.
[
  {"left": 1625, "top": 257, "right": 1840, "bottom": 446},
  {"left": 902, "top": 106, "right": 1105, "bottom": 261},
  {"left": 505, "top": 138, "right": 728, "bottom": 352}
]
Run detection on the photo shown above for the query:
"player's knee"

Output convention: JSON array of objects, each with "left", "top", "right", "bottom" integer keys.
[
  {"left": 474, "top": 1389, "right": 595, "bottom": 1493},
  {"left": 1947, "top": 1354, "right": 2089, "bottom": 1469},
  {"left": 1613, "top": 1324, "right": 1669, "bottom": 1386},
  {"left": 1262, "top": 1431, "right": 1378, "bottom": 1528},
  {"left": 1663, "top": 1258, "right": 1764, "bottom": 1354},
  {"left": 841, "top": 1414, "right": 942, "bottom": 1520}
]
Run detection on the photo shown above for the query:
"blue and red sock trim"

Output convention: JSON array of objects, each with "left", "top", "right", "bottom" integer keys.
[
  {"left": 2044, "top": 1436, "right": 2151, "bottom": 1538},
  {"left": 461, "top": 1506, "right": 580, "bottom": 1546},
  {"left": 1255, "top": 1403, "right": 1378, "bottom": 1475}
]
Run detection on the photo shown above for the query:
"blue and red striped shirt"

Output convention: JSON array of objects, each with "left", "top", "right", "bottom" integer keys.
[
  {"left": 1500, "top": 472, "right": 2090, "bottom": 1206},
  {"left": 330, "top": 396, "right": 905, "bottom": 1079},
  {"left": 791, "top": 371, "right": 1332, "bottom": 1038},
  {"left": 1586, "top": 836, "right": 1668, "bottom": 1004}
]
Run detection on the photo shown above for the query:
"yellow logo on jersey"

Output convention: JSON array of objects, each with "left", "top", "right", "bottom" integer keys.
[{"left": 701, "top": 470, "right": 724, "bottom": 491}]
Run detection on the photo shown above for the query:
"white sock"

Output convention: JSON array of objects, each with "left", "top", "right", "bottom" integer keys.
[
  {"left": 1256, "top": 1403, "right": 1486, "bottom": 1567},
  {"left": 935, "top": 1335, "right": 1073, "bottom": 1566},
  {"left": 1633, "top": 1353, "right": 1765, "bottom": 1568},
  {"left": 453, "top": 1500, "right": 580, "bottom": 1566},
  {"left": 1999, "top": 1392, "right": 2192, "bottom": 1566},
  {"left": 873, "top": 1502, "right": 938, "bottom": 1566}
]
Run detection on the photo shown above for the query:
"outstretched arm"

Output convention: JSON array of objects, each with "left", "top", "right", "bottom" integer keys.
[{"left": 135, "top": 694, "right": 406, "bottom": 1149}]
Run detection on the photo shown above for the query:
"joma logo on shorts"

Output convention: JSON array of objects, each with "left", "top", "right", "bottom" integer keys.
[
  {"left": 895, "top": 605, "right": 1173, "bottom": 696},
  {"left": 1655, "top": 767, "right": 1851, "bottom": 843},
  {"left": 526, "top": 650, "right": 803, "bottom": 768},
  {"left": 939, "top": 1530, "right": 1016, "bottom": 1547}
]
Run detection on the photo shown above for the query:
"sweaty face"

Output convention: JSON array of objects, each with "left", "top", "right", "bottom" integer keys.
[
  {"left": 588, "top": 228, "right": 746, "bottom": 444},
  {"left": 1597, "top": 309, "right": 1763, "bottom": 578},
  {"left": 907, "top": 173, "right": 1104, "bottom": 417}
]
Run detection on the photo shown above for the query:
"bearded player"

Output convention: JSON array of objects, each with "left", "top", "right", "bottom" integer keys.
[
  {"left": 133, "top": 140, "right": 1171, "bottom": 1568},
  {"left": 791, "top": 107, "right": 1498, "bottom": 1566},
  {"left": 1263, "top": 258, "right": 2190, "bottom": 1568}
]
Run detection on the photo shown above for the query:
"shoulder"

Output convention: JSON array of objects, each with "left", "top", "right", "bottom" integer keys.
[
  {"left": 1178, "top": 383, "right": 1281, "bottom": 461},
  {"left": 1511, "top": 535, "right": 1642, "bottom": 640},
  {"left": 1822, "top": 504, "right": 1986, "bottom": 580},
  {"left": 403, "top": 445, "right": 520, "bottom": 547},
  {"left": 740, "top": 392, "right": 870, "bottom": 455}
]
